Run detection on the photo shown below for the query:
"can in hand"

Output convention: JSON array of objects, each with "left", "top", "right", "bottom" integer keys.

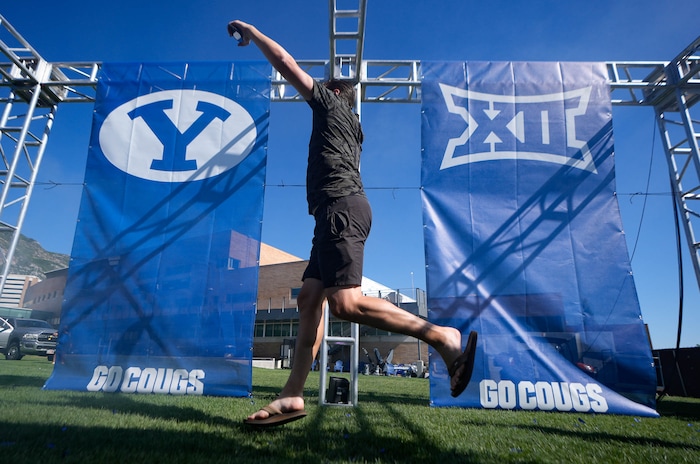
[{"left": 228, "top": 23, "right": 244, "bottom": 44}]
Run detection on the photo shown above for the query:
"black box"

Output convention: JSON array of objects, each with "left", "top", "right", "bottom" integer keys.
[{"left": 327, "top": 376, "right": 349, "bottom": 403}]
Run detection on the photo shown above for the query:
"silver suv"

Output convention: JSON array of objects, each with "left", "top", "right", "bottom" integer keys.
[{"left": 0, "top": 317, "right": 58, "bottom": 360}]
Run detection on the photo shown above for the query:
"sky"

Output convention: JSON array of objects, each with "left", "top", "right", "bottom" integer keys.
[{"left": 2, "top": 0, "right": 699, "bottom": 349}]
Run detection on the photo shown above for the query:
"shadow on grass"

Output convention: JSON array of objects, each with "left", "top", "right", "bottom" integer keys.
[
  {"left": 341, "top": 399, "right": 490, "bottom": 463},
  {"left": 458, "top": 416, "right": 700, "bottom": 453},
  {"left": 0, "top": 410, "right": 498, "bottom": 463},
  {"left": 359, "top": 390, "right": 430, "bottom": 406},
  {"left": 0, "top": 422, "right": 261, "bottom": 463},
  {"left": 243, "top": 406, "right": 493, "bottom": 464},
  {"left": 656, "top": 396, "right": 700, "bottom": 421},
  {"left": 30, "top": 393, "right": 238, "bottom": 428},
  {"left": 251, "top": 381, "right": 429, "bottom": 407},
  {"left": 0, "top": 374, "right": 49, "bottom": 388}
]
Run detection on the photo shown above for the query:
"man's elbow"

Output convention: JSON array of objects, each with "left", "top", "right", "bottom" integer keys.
[{"left": 274, "top": 53, "right": 297, "bottom": 76}]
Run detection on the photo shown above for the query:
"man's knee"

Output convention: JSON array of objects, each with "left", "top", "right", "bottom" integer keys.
[
  {"left": 328, "top": 300, "right": 348, "bottom": 319},
  {"left": 297, "top": 279, "right": 324, "bottom": 310},
  {"left": 326, "top": 289, "right": 361, "bottom": 320},
  {"left": 296, "top": 290, "right": 317, "bottom": 310}
]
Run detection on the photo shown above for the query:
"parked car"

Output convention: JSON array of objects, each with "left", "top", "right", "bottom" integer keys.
[{"left": 0, "top": 317, "right": 58, "bottom": 361}]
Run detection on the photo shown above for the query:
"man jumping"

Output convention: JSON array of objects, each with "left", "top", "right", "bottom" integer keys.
[{"left": 228, "top": 19, "right": 477, "bottom": 427}]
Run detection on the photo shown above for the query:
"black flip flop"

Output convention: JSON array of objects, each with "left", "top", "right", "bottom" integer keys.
[{"left": 448, "top": 331, "right": 478, "bottom": 397}]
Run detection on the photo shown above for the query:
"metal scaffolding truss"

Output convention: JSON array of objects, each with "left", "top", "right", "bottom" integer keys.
[
  {"left": 653, "top": 36, "right": 700, "bottom": 293},
  {"left": 0, "top": 14, "right": 98, "bottom": 292},
  {"left": 0, "top": 3, "right": 699, "bottom": 298}
]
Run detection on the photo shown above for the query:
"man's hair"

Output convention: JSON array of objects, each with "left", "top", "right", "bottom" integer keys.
[{"left": 324, "top": 79, "right": 356, "bottom": 108}]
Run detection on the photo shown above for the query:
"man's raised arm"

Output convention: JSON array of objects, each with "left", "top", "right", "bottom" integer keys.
[{"left": 228, "top": 20, "right": 314, "bottom": 101}]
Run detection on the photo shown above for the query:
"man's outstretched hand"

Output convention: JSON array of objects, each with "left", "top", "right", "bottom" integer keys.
[{"left": 227, "top": 20, "right": 251, "bottom": 46}]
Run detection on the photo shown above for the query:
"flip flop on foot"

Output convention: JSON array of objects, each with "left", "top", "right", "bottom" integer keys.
[
  {"left": 244, "top": 405, "right": 307, "bottom": 428},
  {"left": 448, "top": 331, "right": 478, "bottom": 397}
]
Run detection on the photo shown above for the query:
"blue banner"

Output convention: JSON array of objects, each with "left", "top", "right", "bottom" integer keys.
[
  {"left": 421, "top": 61, "right": 658, "bottom": 416},
  {"left": 44, "top": 62, "right": 270, "bottom": 396}
]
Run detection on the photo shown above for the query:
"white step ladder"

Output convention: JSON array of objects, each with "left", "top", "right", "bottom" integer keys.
[{"left": 318, "top": 304, "right": 359, "bottom": 406}]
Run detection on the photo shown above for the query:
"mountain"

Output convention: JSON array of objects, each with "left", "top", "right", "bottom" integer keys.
[{"left": 0, "top": 231, "right": 70, "bottom": 279}]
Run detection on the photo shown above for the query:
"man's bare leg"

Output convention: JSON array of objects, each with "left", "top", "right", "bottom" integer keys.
[
  {"left": 247, "top": 282, "right": 468, "bottom": 421},
  {"left": 326, "top": 286, "right": 466, "bottom": 391},
  {"left": 247, "top": 278, "right": 325, "bottom": 420}
]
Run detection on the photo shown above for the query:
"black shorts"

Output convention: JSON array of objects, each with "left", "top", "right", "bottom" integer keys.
[{"left": 303, "top": 195, "right": 372, "bottom": 288}]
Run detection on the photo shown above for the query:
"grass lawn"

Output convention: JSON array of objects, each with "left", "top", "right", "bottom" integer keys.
[{"left": 1, "top": 356, "right": 698, "bottom": 463}]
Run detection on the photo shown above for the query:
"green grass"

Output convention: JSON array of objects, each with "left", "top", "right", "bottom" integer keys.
[{"left": 1, "top": 357, "right": 699, "bottom": 463}]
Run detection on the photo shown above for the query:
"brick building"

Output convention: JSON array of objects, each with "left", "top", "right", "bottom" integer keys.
[
  {"left": 0, "top": 274, "right": 40, "bottom": 308},
  {"left": 255, "top": 243, "right": 429, "bottom": 371},
  {"left": 22, "top": 268, "right": 67, "bottom": 325}
]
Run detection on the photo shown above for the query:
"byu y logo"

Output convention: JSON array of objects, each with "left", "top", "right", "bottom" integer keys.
[
  {"left": 438, "top": 83, "right": 598, "bottom": 173},
  {"left": 99, "top": 90, "right": 257, "bottom": 182}
]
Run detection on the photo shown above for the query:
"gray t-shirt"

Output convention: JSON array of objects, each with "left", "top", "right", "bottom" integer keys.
[{"left": 306, "top": 81, "right": 365, "bottom": 214}]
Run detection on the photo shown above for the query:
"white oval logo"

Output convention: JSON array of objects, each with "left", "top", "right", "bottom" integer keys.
[{"left": 98, "top": 90, "right": 257, "bottom": 182}]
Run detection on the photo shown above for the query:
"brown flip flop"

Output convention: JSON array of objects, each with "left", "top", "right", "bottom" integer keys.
[{"left": 243, "top": 404, "right": 308, "bottom": 428}]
